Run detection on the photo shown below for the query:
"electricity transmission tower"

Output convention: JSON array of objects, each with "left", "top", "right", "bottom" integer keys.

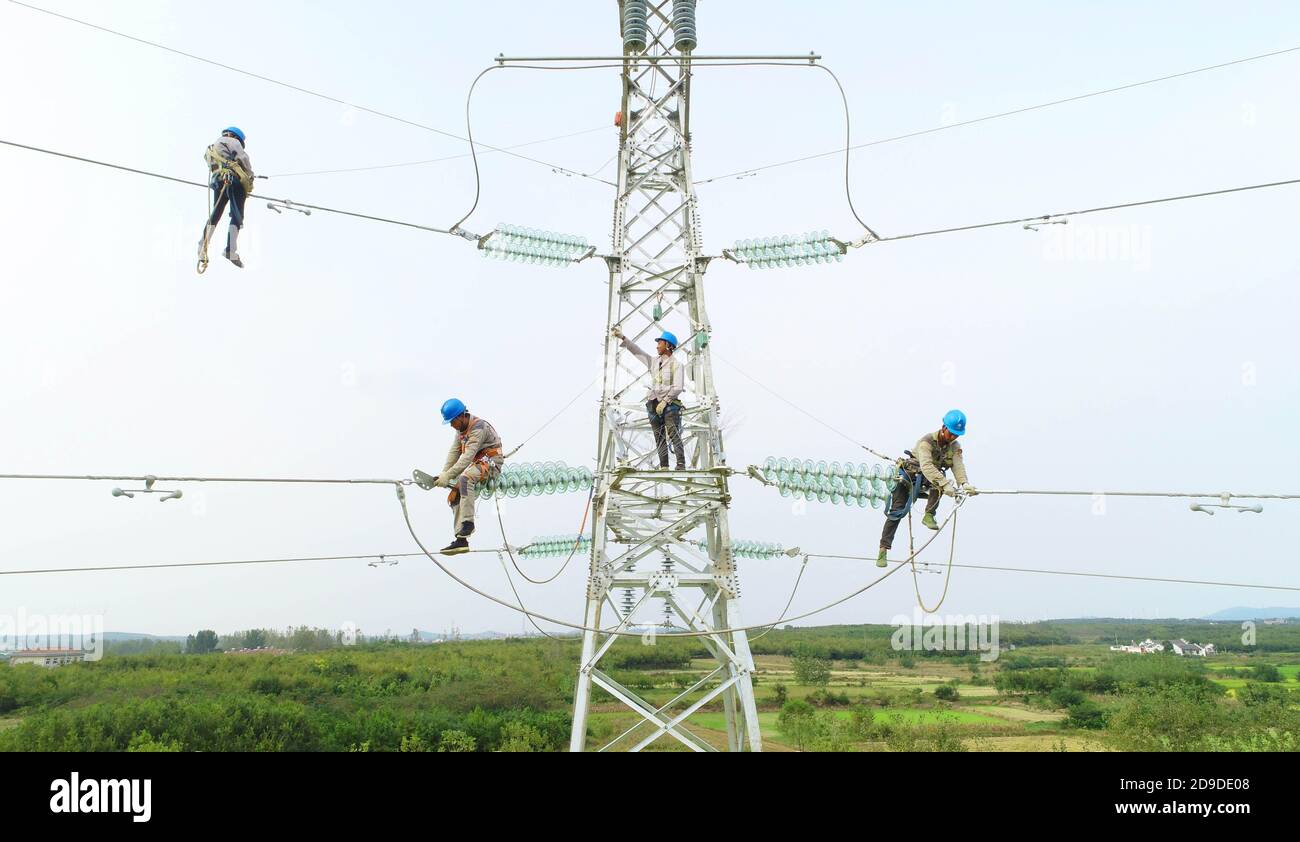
[{"left": 569, "top": 0, "right": 764, "bottom": 752}]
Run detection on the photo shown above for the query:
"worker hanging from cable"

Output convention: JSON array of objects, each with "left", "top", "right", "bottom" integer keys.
[
  {"left": 421, "top": 399, "right": 505, "bottom": 556},
  {"left": 611, "top": 325, "right": 686, "bottom": 470},
  {"left": 197, "top": 126, "right": 255, "bottom": 271},
  {"left": 877, "top": 409, "right": 979, "bottom": 567}
]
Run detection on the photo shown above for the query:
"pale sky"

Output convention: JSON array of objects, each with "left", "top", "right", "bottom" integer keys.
[{"left": 1, "top": 0, "right": 1298, "bottom": 637}]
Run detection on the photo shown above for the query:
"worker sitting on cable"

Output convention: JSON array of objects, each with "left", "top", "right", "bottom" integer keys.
[
  {"left": 877, "top": 409, "right": 979, "bottom": 567},
  {"left": 611, "top": 325, "right": 686, "bottom": 470},
  {"left": 427, "top": 398, "right": 504, "bottom": 556},
  {"left": 200, "top": 126, "right": 255, "bottom": 268}
]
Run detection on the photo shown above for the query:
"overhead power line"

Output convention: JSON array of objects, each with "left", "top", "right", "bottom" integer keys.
[
  {"left": 5, "top": 545, "right": 1295, "bottom": 594},
  {"left": 266, "top": 124, "right": 609, "bottom": 178},
  {"left": 808, "top": 554, "right": 1300, "bottom": 594},
  {"left": 978, "top": 488, "right": 1300, "bottom": 501},
  {"left": 0, "top": 138, "right": 452, "bottom": 235},
  {"left": 694, "top": 44, "right": 1300, "bottom": 184},
  {"left": 0, "top": 470, "right": 406, "bottom": 486},
  {"left": 0, "top": 552, "right": 428, "bottom": 577},
  {"left": 6, "top": 0, "right": 608, "bottom": 184},
  {"left": 875, "top": 176, "right": 1300, "bottom": 243}
]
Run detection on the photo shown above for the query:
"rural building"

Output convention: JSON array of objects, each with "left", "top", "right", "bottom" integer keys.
[
  {"left": 1169, "top": 639, "right": 1216, "bottom": 657},
  {"left": 7, "top": 648, "right": 87, "bottom": 668},
  {"left": 1109, "top": 638, "right": 1164, "bottom": 654}
]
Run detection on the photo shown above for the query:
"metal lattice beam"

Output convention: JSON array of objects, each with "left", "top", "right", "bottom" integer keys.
[{"left": 569, "top": 1, "right": 763, "bottom": 753}]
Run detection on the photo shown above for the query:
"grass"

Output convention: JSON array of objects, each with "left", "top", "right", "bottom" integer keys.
[
  {"left": 688, "top": 706, "right": 1005, "bottom": 734},
  {"left": 965, "top": 704, "right": 1064, "bottom": 723}
]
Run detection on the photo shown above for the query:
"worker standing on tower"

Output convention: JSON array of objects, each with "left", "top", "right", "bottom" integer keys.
[
  {"left": 424, "top": 399, "right": 505, "bottom": 556},
  {"left": 612, "top": 325, "right": 686, "bottom": 470},
  {"left": 198, "top": 126, "right": 255, "bottom": 270},
  {"left": 877, "top": 410, "right": 979, "bottom": 567}
]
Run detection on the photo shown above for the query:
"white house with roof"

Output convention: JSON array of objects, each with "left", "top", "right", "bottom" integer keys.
[
  {"left": 1169, "top": 639, "right": 1216, "bottom": 657},
  {"left": 7, "top": 648, "right": 87, "bottom": 668},
  {"left": 1109, "top": 638, "right": 1165, "bottom": 654}
]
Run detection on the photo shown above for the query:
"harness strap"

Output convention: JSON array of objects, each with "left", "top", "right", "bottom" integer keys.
[{"left": 885, "top": 464, "right": 925, "bottom": 522}]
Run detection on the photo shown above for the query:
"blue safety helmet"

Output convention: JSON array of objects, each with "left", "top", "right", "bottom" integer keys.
[
  {"left": 441, "top": 398, "right": 467, "bottom": 425},
  {"left": 657, "top": 331, "right": 679, "bottom": 350},
  {"left": 222, "top": 126, "right": 246, "bottom": 144},
  {"left": 943, "top": 409, "right": 967, "bottom": 437}
]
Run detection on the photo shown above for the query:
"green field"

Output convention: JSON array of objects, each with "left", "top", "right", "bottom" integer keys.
[
  {"left": 692, "top": 707, "right": 1005, "bottom": 733},
  {"left": 1, "top": 619, "right": 1298, "bottom": 751}
]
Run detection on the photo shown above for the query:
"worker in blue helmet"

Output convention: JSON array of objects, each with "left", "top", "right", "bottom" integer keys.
[
  {"left": 198, "top": 127, "right": 255, "bottom": 270},
  {"left": 876, "top": 410, "right": 979, "bottom": 567},
  {"left": 611, "top": 325, "right": 686, "bottom": 470},
  {"left": 419, "top": 399, "right": 505, "bottom": 555}
]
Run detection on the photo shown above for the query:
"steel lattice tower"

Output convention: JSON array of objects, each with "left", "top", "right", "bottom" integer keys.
[{"left": 569, "top": 0, "right": 763, "bottom": 752}]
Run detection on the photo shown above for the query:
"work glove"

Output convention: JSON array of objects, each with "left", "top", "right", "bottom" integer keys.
[
  {"left": 655, "top": 400, "right": 668, "bottom": 415},
  {"left": 434, "top": 474, "right": 452, "bottom": 489},
  {"left": 611, "top": 326, "right": 623, "bottom": 339},
  {"left": 961, "top": 484, "right": 980, "bottom": 497},
  {"left": 940, "top": 482, "right": 956, "bottom": 498}
]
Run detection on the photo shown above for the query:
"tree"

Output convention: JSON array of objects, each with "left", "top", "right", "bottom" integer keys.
[
  {"left": 1049, "top": 686, "right": 1085, "bottom": 709},
  {"left": 777, "top": 699, "right": 817, "bottom": 750},
  {"left": 437, "top": 730, "right": 477, "bottom": 752},
  {"left": 1066, "top": 700, "right": 1107, "bottom": 730},
  {"left": 1249, "top": 663, "right": 1282, "bottom": 683},
  {"left": 185, "top": 629, "right": 219, "bottom": 654},
  {"left": 399, "top": 734, "right": 429, "bottom": 752},
  {"left": 848, "top": 705, "right": 875, "bottom": 740},
  {"left": 772, "top": 683, "right": 789, "bottom": 706},
  {"left": 242, "top": 629, "right": 268, "bottom": 649},
  {"left": 934, "top": 683, "right": 960, "bottom": 702},
  {"left": 1236, "top": 682, "right": 1288, "bottom": 706},
  {"left": 126, "top": 731, "right": 182, "bottom": 752},
  {"left": 497, "top": 722, "right": 549, "bottom": 752},
  {"left": 791, "top": 646, "right": 831, "bottom": 686}
]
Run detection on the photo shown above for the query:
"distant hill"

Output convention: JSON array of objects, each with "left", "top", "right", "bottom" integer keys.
[
  {"left": 1202, "top": 607, "right": 1300, "bottom": 621},
  {"left": 102, "top": 632, "right": 187, "bottom": 642}
]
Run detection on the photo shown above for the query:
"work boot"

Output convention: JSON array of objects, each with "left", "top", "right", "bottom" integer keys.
[
  {"left": 223, "top": 225, "right": 244, "bottom": 268},
  {"left": 922, "top": 512, "right": 939, "bottom": 531},
  {"left": 675, "top": 461, "right": 686, "bottom": 471},
  {"left": 456, "top": 520, "right": 475, "bottom": 538},
  {"left": 440, "top": 537, "right": 470, "bottom": 556},
  {"left": 876, "top": 548, "right": 888, "bottom": 568}
]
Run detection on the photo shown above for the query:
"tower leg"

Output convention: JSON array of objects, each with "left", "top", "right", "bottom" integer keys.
[
  {"left": 724, "top": 600, "right": 763, "bottom": 752},
  {"left": 568, "top": 597, "right": 603, "bottom": 752}
]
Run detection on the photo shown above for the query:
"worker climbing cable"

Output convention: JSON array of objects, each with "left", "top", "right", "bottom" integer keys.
[
  {"left": 198, "top": 126, "right": 255, "bottom": 271},
  {"left": 877, "top": 409, "right": 978, "bottom": 566},
  {"left": 612, "top": 325, "right": 686, "bottom": 470},
  {"left": 414, "top": 398, "right": 505, "bottom": 556}
]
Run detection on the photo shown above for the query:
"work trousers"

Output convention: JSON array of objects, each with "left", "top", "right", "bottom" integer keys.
[
  {"left": 879, "top": 470, "right": 942, "bottom": 551},
  {"left": 647, "top": 400, "right": 685, "bottom": 468},
  {"left": 209, "top": 178, "right": 247, "bottom": 229},
  {"left": 449, "top": 458, "right": 501, "bottom": 528}
]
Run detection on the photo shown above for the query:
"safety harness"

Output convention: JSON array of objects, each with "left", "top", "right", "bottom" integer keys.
[
  {"left": 885, "top": 456, "right": 926, "bottom": 522},
  {"left": 885, "top": 434, "right": 966, "bottom": 521},
  {"left": 204, "top": 143, "right": 254, "bottom": 193},
  {"left": 447, "top": 418, "right": 503, "bottom": 506}
]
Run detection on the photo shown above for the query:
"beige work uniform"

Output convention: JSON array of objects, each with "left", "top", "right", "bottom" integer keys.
[{"left": 439, "top": 416, "right": 504, "bottom": 527}]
